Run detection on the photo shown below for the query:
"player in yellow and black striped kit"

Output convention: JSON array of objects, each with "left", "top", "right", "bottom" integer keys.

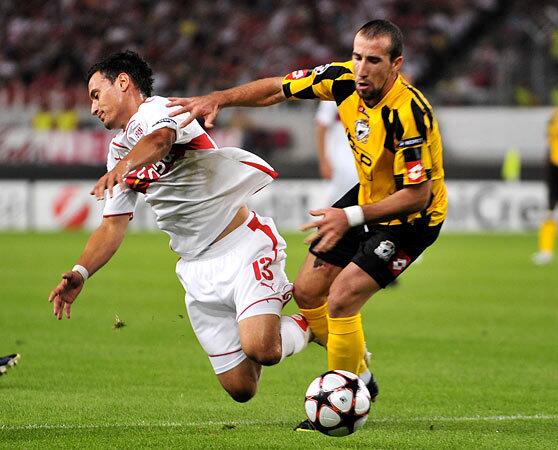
[
  {"left": 532, "top": 109, "right": 558, "bottom": 265},
  {"left": 168, "top": 19, "right": 447, "bottom": 430}
]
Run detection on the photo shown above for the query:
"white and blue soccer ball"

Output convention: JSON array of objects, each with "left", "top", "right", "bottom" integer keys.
[{"left": 304, "top": 370, "right": 371, "bottom": 437}]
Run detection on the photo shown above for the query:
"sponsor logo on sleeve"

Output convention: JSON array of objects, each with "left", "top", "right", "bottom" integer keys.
[
  {"left": 397, "top": 137, "right": 424, "bottom": 148},
  {"left": 406, "top": 160, "right": 424, "bottom": 182},
  {"left": 285, "top": 69, "right": 310, "bottom": 80}
]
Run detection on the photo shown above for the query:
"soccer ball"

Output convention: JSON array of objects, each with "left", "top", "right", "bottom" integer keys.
[{"left": 304, "top": 370, "right": 371, "bottom": 437}]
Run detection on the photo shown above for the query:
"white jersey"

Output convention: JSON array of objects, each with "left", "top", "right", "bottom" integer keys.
[
  {"left": 315, "top": 101, "right": 358, "bottom": 202},
  {"left": 103, "top": 96, "right": 277, "bottom": 260}
]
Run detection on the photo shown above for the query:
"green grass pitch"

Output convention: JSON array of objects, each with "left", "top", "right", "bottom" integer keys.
[{"left": 0, "top": 231, "right": 557, "bottom": 449}]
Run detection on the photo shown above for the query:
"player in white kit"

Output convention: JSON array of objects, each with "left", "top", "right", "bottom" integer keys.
[
  {"left": 48, "top": 51, "right": 310, "bottom": 403},
  {"left": 315, "top": 101, "right": 359, "bottom": 204}
]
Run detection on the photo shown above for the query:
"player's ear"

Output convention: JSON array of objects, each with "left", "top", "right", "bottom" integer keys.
[
  {"left": 392, "top": 55, "right": 403, "bottom": 73},
  {"left": 117, "top": 73, "right": 130, "bottom": 92}
]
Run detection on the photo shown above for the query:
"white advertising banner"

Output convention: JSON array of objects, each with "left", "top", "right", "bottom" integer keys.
[
  {"left": 0, "top": 180, "right": 548, "bottom": 232},
  {"left": 31, "top": 181, "right": 156, "bottom": 231},
  {"left": 0, "top": 181, "right": 30, "bottom": 229}
]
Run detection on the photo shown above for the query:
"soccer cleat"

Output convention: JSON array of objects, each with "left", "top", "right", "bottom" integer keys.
[
  {"left": 0, "top": 353, "right": 20, "bottom": 376},
  {"left": 294, "top": 419, "right": 316, "bottom": 432},
  {"left": 532, "top": 251, "right": 553, "bottom": 265},
  {"left": 366, "top": 372, "right": 379, "bottom": 402}
]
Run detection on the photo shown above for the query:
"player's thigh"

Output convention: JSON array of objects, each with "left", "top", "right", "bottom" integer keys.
[
  {"left": 216, "top": 357, "right": 262, "bottom": 403},
  {"left": 327, "top": 262, "right": 382, "bottom": 318},
  {"left": 176, "top": 258, "right": 247, "bottom": 376},
  {"left": 238, "top": 314, "right": 282, "bottom": 365},
  {"left": 294, "top": 252, "right": 343, "bottom": 309}
]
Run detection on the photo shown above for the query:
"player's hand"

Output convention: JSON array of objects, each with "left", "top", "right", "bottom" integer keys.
[
  {"left": 48, "top": 271, "right": 85, "bottom": 320},
  {"left": 300, "top": 207, "right": 349, "bottom": 253},
  {"left": 319, "top": 159, "right": 333, "bottom": 180},
  {"left": 90, "top": 162, "right": 128, "bottom": 200},
  {"left": 167, "top": 93, "right": 222, "bottom": 129}
]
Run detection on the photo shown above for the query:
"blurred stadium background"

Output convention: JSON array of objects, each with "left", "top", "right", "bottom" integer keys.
[
  {"left": 0, "top": 0, "right": 557, "bottom": 232},
  {"left": 1, "top": 1, "right": 558, "bottom": 448}
]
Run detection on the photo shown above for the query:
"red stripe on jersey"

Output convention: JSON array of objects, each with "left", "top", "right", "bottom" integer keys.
[
  {"left": 247, "top": 213, "right": 279, "bottom": 261},
  {"left": 237, "top": 297, "right": 283, "bottom": 320},
  {"left": 240, "top": 161, "right": 278, "bottom": 179},
  {"left": 247, "top": 214, "right": 278, "bottom": 251},
  {"left": 208, "top": 348, "right": 243, "bottom": 358},
  {"left": 183, "top": 133, "right": 217, "bottom": 150}
]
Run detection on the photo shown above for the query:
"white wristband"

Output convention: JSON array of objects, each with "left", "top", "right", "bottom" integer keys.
[
  {"left": 343, "top": 205, "right": 365, "bottom": 227},
  {"left": 72, "top": 264, "right": 89, "bottom": 282}
]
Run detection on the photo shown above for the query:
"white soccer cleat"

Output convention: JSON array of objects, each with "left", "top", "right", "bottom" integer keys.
[{"left": 532, "top": 251, "right": 553, "bottom": 266}]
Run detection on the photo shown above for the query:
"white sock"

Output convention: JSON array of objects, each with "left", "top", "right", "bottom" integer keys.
[
  {"left": 280, "top": 314, "right": 311, "bottom": 362},
  {"left": 359, "top": 369, "right": 371, "bottom": 384}
]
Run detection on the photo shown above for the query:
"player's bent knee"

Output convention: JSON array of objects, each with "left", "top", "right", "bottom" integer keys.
[
  {"left": 244, "top": 342, "right": 282, "bottom": 366},
  {"left": 225, "top": 385, "right": 257, "bottom": 403}
]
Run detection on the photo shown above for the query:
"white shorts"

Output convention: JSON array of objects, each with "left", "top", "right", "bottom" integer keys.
[{"left": 176, "top": 211, "right": 292, "bottom": 374}]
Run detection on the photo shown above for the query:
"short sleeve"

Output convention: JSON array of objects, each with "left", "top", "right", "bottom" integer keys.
[
  {"left": 392, "top": 99, "right": 434, "bottom": 186},
  {"left": 102, "top": 184, "right": 139, "bottom": 218},
  {"left": 130, "top": 98, "right": 211, "bottom": 146},
  {"left": 282, "top": 62, "right": 354, "bottom": 104}
]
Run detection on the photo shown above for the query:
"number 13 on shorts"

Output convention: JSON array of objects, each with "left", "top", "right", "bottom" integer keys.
[{"left": 252, "top": 257, "right": 274, "bottom": 281}]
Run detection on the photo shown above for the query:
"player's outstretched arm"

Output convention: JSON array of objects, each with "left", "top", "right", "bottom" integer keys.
[
  {"left": 91, "top": 128, "right": 176, "bottom": 200},
  {"left": 167, "top": 77, "right": 286, "bottom": 129},
  {"left": 48, "top": 215, "right": 130, "bottom": 320},
  {"left": 302, "top": 182, "right": 432, "bottom": 253}
]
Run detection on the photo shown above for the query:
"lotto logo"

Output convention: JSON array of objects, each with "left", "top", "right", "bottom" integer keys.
[
  {"left": 388, "top": 251, "right": 411, "bottom": 276},
  {"left": 285, "top": 69, "right": 310, "bottom": 80},
  {"left": 406, "top": 161, "right": 424, "bottom": 182}
]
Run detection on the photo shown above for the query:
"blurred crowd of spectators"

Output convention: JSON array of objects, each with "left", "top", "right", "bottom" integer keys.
[
  {"left": 0, "top": 0, "right": 496, "bottom": 115},
  {"left": 434, "top": 0, "right": 558, "bottom": 105}
]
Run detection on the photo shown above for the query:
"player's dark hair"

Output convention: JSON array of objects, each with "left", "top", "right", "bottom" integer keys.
[
  {"left": 357, "top": 19, "right": 403, "bottom": 61},
  {"left": 86, "top": 50, "right": 154, "bottom": 97}
]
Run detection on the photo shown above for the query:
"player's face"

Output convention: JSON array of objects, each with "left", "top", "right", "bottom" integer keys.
[
  {"left": 352, "top": 33, "right": 403, "bottom": 106},
  {"left": 88, "top": 71, "right": 125, "bottom": 130}
]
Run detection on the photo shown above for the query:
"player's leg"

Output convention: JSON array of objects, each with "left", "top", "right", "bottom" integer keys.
[
  {"left": 233, "top": 212, "right": 313, "bottom": 366},
  {"left": 293, "top": 252, "right": 342, "bottom": 346},
  {"left": 294, "top": 183, "right": 360, "bottom": 347},
  {"left": 326, "top": 263, "right": 381, "bottom": 374},
  {"left": 216, "top": 358, "right": 262, "bottom": 403},
  {"left": 326, "top": 223, "right": 443, "bottom": 375},
  {"left": 238, "top": 313, "right": 311, "bottom": 366},
  {"left": 533, "top": 164, "right": 558, "bottom": 265}
]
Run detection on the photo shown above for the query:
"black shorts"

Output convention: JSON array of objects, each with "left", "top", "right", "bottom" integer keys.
[
  {"left": 310, "top": 184, "right": 443, "bottom": 288},
  {"left": 547, "top": 163, "right": 558, "bottom": 210}
]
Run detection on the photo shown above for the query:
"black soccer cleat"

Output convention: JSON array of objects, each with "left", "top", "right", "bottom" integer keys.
[
  {"left": 294, "top": 419, "right": 316, "bottom": 432},
  {"left": 366, "top": 372, "right": 379, "bottom": 402},
  {"left": 0, "top": 353, "right": 20, "bottom": 376}
]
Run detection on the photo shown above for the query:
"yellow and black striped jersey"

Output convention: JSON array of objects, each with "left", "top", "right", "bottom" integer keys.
[
  {"left": 282, "top": 61, "right": 447, "bottom": 226},
  {"left": 548, "top": 109, "right": 558, "bottom": 167}
]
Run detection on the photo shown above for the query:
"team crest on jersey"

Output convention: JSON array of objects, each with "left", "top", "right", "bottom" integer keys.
[
  {"left": 355, "top": 119, "right": 370, "bottom": 143},
  {"left": 285, "top": 69, "right": 310, "bottom": 80},
  {"left": 313, "top": 64, "right": 330, "bottom": 75}
]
